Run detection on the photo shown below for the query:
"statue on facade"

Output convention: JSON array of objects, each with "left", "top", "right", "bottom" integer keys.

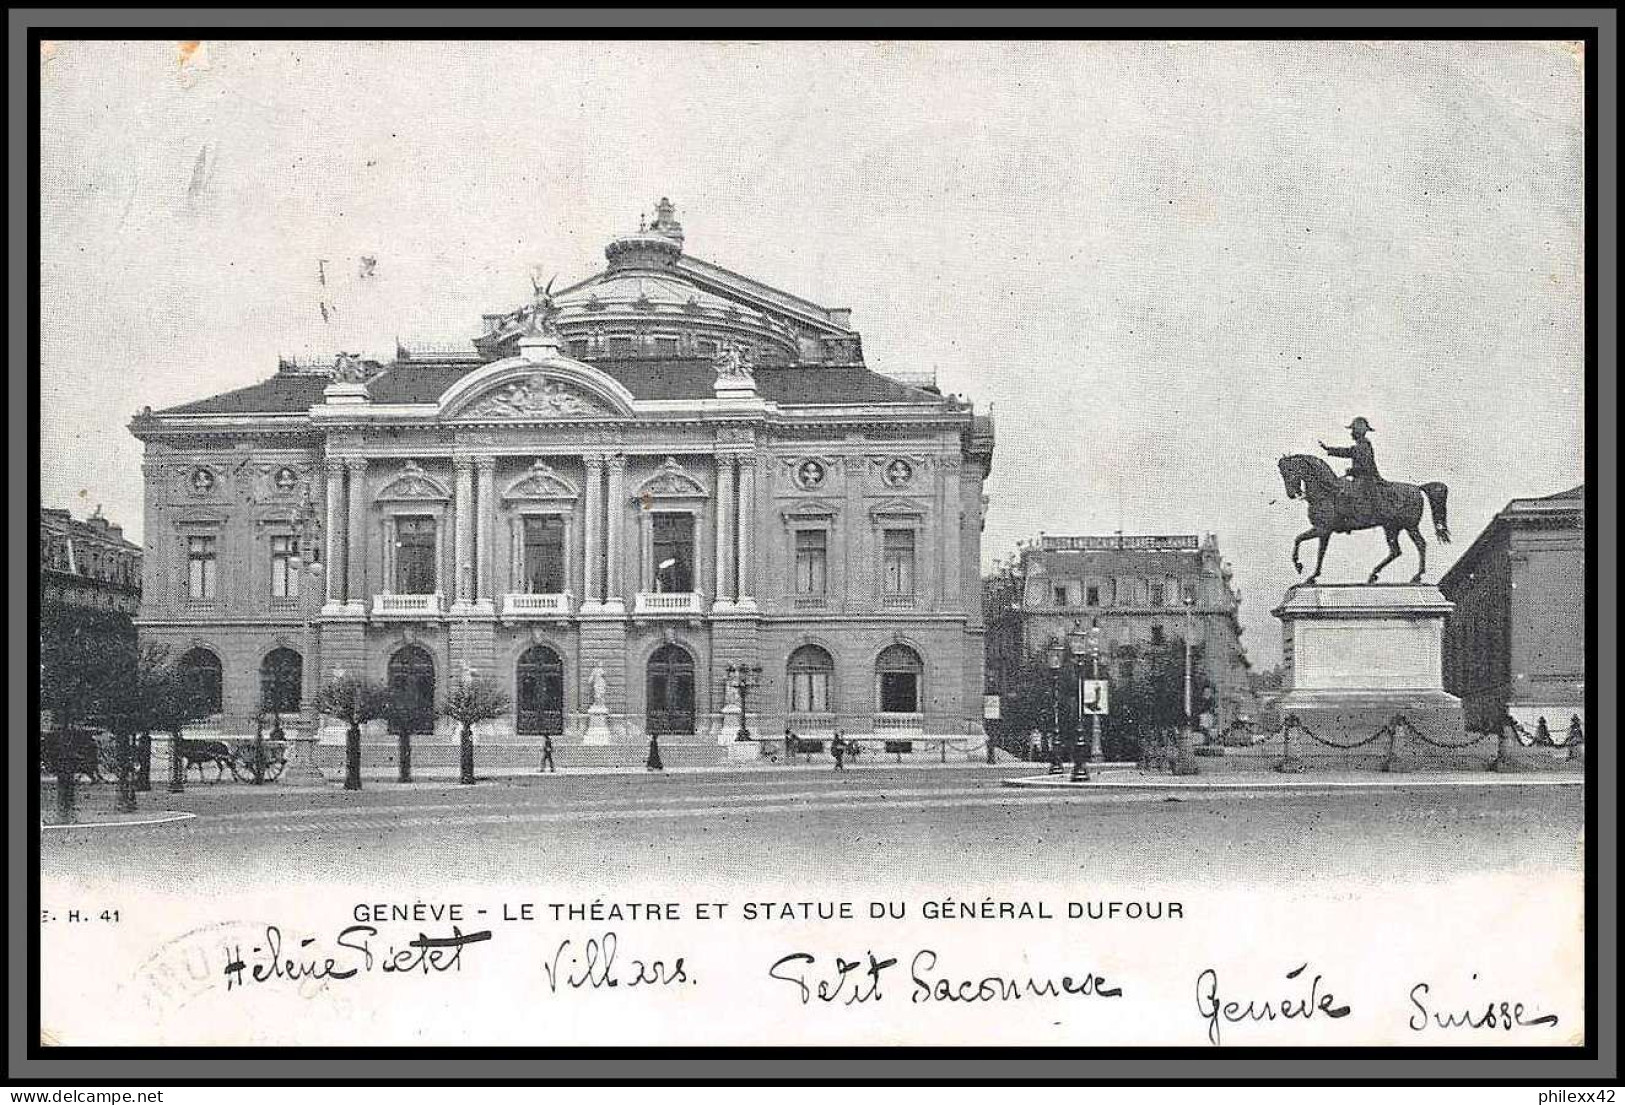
[
  {"left": 332, "top": 352, "right": 368, "bottom": 384},
  {"left": 712, "top": 343, "right": 754, "bottom": 381},
  {"left": 588, "top": 663, "right": 608, "bottom": 710},
  {"left": 1277, "top": 417, "right": 1452, "bottom": 586},
  {"left": 525, "top": 274, "right": 560, "bottom": 338}
]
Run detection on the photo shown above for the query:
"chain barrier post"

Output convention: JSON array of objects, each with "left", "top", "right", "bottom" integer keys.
[{"left": 1275, "top": 715, "right": 1305, "bottom": 774}]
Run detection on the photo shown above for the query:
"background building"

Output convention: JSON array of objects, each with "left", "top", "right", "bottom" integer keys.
[
  {"left": 986, "top": 533, "right": 1253, "bottom": 732},
  {"left": 129, "top": 200, "right": 995, "bottom": 762},
  {"left": 1439, "top": 485, "right": 1585, "bottom": 734},
  {"left": 39, "top": 505, "right": 142, "bottom": 616}
]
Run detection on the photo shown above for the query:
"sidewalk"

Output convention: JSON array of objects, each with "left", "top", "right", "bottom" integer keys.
[
  {"left": 1003, "top": 767, "right": 1584, "bottom": 791},
  {"left": 40, "top": 756, "right": 1025, "bottom": 794}
]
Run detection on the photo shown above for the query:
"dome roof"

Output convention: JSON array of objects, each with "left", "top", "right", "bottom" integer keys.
[{"left": 475, "top": 199, "right": 832, "bottom": 365}]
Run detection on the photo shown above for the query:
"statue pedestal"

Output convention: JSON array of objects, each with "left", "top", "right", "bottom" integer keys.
[
  {"left": 1273, "top": 584, "right": 1468, "bottom": 765},
  {"left": 582, "top": 705, "right": 613, "bottom": 747},
  {"left": 718, "top": 702, "right": 742, "bottom": 745}
]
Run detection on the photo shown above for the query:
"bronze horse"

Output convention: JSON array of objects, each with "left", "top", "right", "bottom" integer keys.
[{"left": 1278, "top": 454, "right": 1450, "bottom": 585}]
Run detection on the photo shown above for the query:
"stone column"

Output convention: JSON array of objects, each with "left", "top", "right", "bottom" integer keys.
[
  {"left": 605, "top": 454, "right": 627, "bottom": 609},
  {"left": 582, "top": 455, "right": 604, "bottom": 607},
  {"left": 735, "top": 453, "right": 757, "bottom": 610},
  {"left": 453, "top": 457, "right": 475, "bottom": 607},
  {"left": 714, "top": 455, "right": 736, "bottom": 607},
  {"left": 475, "top": 457, "right": 496, "bottom": 605},
  {"left": 324, "top": 459, "right": 345, "bottom": 605},
  {"left": 344, "top": 458, "right": 368, "bottom": 607}
]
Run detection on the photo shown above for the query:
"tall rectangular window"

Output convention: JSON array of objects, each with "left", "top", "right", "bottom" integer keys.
[
  {"left": 395, "top": 516, "right": 437, "bottom": 594},
  {"left": 270, "top": 534, "right": 299, "bottom": 599},
  {"left": 1149, "top": 582, "right": 1166, "bottom": 607},
  {"left": 882, "top": 528, "right": 915, "bottom": 596},
  {"left": 1053, "top": 586, "right": 1068, "bottom": 607},
  {"left": 1086, "top": 584, "right": 1101, "bottom": 606},
  {"left": 186, "top": 535, "right": 217, "bottom": 600},
  {"left": 652, "top": 513, "right": 694, "bottom": 592},
  {"left": 795, "top": 530, "right": 828, "bottom": 595},
  {"left": 522, "top": 516, "right": 566, "bottom": 593}
]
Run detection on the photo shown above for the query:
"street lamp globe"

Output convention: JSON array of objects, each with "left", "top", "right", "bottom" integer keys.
[
  {"left": 1046, "top": 639, "right": 1064, "bottom": 670},
  {"left": 1066, "top": 622, "right": 1088, "bottom": 659}
]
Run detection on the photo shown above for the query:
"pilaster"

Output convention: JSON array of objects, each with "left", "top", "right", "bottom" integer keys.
[
  {"left": 734, "top": 453, "right": 758, "bottom": 612},
  {"left": 343, "top": 458, "right": 368, "bottom": 613},
  {"left": 581, "top": 454, "right": 604, "bottom": 610},
  {"left": 603, "top": 454, "right": 627, "bottom": 614},
  {"left": 323, "top": 458, "right": 345, "bottom": 609},
  {"left": 452, "top": 456, "right": 476, "bottom": 612},
  {"left": 713, "top": 454, "right": 736, "bottom": 610},
  {"left": 475, "top": 456, "right": 496, "bottom": 606}
]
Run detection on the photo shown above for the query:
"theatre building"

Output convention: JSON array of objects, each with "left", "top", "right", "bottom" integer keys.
[
  {"left": 129, "top": 200, "right": 995, "bottom": 763},
  {"left": 1439, "top": 485, "right": 1586, "bottom": 735}
]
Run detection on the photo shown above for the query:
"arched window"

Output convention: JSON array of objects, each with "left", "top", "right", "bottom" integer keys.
[
  {"left": 875, "top": 644, "right": 923, "bottom": 714},
  {"left": 177, "top": 648, "right": 223, "bottom": 716},
  {"left": 260, "top": 648, "right": 303, "bottom": 715},
  {"left": 788, "top": 645, "right": 834, "bottom": 714}
]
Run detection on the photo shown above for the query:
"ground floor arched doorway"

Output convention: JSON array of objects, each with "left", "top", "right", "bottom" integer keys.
[
  {"left": 387, "top": 645, "right": 437, "bottom": 735},
  {"left": 646, "top": 644, "right": 695, "bottom": 735},
  {"left": 516, "top": 645, "right": 565, "bottom": 735}
]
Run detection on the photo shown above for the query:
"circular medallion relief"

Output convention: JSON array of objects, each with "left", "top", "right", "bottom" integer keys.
[
  {"left": 882, "top": 459, "right": 913, "bottom": 488},
  {"left": 189, "top": 467, "right": 216, "bottom": 493},
  {"left": 274, "top": 467, "right": 298, "bottom": 491},
  {"left": 794, "top": 459, "right": 826, "bottom": 489}
]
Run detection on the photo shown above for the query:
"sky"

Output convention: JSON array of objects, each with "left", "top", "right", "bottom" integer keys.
[{"left": 37, "top": 40, "right": 1586, "bottom": 664}]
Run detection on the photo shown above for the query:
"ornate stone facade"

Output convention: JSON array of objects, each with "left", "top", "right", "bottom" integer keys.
[
  {"left": 130, "top": 203, "right": 995, "bottom": 759},
  {"left": 987, "top": 533, "right": 1254, "bottom": 729},
  {"left": 1439, "top": 485, "right": 1585, "bottom": 733}
]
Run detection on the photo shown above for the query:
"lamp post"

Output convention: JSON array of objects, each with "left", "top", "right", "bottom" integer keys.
[
  {"left": 1174, "top": 595, "right": 1200, "bottom": 776},
  {"left": 335, "top": 666, "right": 363, "bottom": 791},
  {"left": 1066, "top": 622, "right": 1093, "bottom": 782},
  {"left": 1088, "top": 619, "right": 1104, "bottom": 763},
  {"left": 724, "top": 663, "right": 764, "bottom": 741},
  {"left": 1045, "top": 639, "right": 1063, "bottom": 774}
]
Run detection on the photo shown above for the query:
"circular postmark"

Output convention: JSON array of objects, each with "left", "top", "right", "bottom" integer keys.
[{"left": 124, "top": 919, "right": 334, "bottom": 1024}]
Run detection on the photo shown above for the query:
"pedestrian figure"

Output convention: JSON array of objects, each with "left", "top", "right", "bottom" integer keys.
[
  {"left": 541, "top": 734, "right": 556, "bottom": 773},
  {"left": 1047, "top": 736, "right": 1062, "bottom": 775},
  {"left": 646, "top": 734, "right": 664, "bottom": 772},
  {"left": 985, "top": 733, "right": 997, "bottom": 765},
  {"left": 1028, "top": 729, "right": 1041, "bottom": 763},
  {"left": 784, "top": 725, "right": 797, "bottom": 762},
  {"left": 1534, "top": 716, "right": 1552, "bottom": 746},
  {"left": 832, "top": 733, "right": 846, "bottom": 772}
]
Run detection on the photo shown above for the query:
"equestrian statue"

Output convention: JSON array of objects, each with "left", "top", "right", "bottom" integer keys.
[{"left": 1278, "top": 416, "right": 1451, "bottom": 585}]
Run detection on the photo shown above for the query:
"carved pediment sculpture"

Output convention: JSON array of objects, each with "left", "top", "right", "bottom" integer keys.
[
  {"left": 503, "top": 459, "right": 579, "bottom": 502},
  {"left": 463, "top": 373, "right": 609, "bottom": 419},
  {"left": 638, "top": 457, "right": 708, "bottom": 499},
  {"left": 376, "top": 460, "right": 451, "bottom": 502}
]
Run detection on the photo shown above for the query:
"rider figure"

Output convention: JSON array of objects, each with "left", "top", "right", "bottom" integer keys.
[{"left": 1320, "top": 416, "right": 1382, "bottom": 515}]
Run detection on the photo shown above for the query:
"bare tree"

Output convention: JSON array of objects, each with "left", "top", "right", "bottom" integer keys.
[
  {"left": 439, "top": 674, "right": 511, "bottom": 786},
  {"left": 314, "top": 676, "right": 391, "bottom": 791}
]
